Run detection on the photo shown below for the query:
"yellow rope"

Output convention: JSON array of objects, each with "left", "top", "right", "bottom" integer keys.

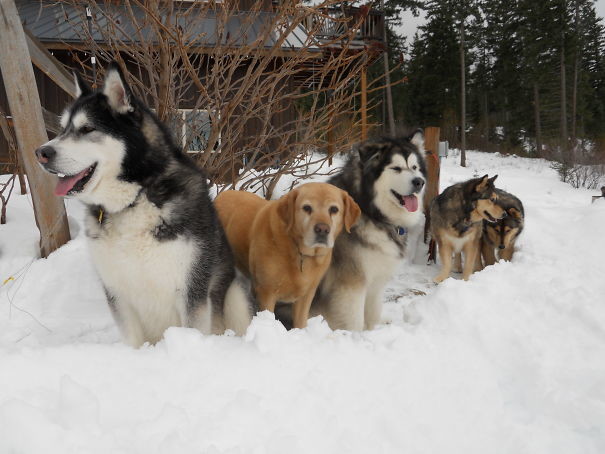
[{"left": 2, "top": 276, "right": 15, "bottom": 286}]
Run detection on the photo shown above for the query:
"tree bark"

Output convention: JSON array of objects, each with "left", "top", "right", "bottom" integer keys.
[
  {"left": 560, "top": 29, "right": 569, "bottom": 157},
  {"left": 361, "top": 65, "right": 368, "bottom": 141},
  {"left": 571, "top": 0, "right": 580, "bottom": 157},
  {"left": 533, "top": 82, "right": 543, "bottom": 157},
  {"left": 0, "top": 0, "right": 70, "bottom": 256},
  {"left": 460, "top": 21, "right": 466, "bottom": 167}
]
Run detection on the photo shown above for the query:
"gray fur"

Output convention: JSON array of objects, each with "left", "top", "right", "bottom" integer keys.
[{"left": 311, "top": 134, "right": 427, "bottom": 331}]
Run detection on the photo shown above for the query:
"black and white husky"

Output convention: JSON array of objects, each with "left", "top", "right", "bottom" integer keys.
[
  {"left": 35, "top": 63, "right": 251, "bottom": 346},
  {"left": 312, "top": 134, "right": 427, "bottom": 330}
]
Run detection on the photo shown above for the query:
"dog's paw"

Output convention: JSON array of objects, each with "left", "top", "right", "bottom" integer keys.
[{"left": 433, "top": 275, "right": 448, "bottom": 284}]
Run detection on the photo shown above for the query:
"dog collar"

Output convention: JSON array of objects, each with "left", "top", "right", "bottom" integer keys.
[{"left": 396, "top": 226, "right": 406, "bottom": 235}]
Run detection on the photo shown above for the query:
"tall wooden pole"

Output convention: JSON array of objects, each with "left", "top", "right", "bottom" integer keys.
[
  {"left": 361, "top": 64, "right": 368, "bottom": 141},
  {"left": 0, "top": 0, "right": 70, "bottom": 257},
  {"left": 380, "top": 0, "right": 395, "bottom": 135}
]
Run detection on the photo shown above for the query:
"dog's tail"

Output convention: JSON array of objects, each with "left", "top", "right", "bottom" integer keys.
[{"left": 223, "top": 270, "right": 254, "bottom": 336}]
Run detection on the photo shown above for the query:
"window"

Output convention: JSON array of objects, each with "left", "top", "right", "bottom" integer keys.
[{"left": 177, "top": 109, "right": 218, "bottom": 154}]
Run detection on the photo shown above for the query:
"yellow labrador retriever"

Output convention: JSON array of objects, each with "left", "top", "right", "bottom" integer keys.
[{"left": 215, "top": 183, "right": 360, "bottom": 328}]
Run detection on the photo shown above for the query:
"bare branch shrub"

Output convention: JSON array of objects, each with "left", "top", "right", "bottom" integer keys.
[
  {"left": 52, "top": 0, "right": 397, "bottom": 195},
  {"left": 0, "top": 107, "right": 26, "bottom": 224}
]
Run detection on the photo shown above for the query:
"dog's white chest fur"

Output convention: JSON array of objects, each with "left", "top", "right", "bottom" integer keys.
[
  {"left": 358, "top": 222, "right": 401, "bottom": 278},
  {"left": 86, "top": 198, "right": 197, "bottom": 345}
]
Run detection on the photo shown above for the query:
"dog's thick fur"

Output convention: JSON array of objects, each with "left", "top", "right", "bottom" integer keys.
[
  {"left": 34, "top": 63, "right": 251, "bottom": 346},
  {"left": 430, "top": 175, "right": 506, "bottom": 283},
  {"left": 311, "top": 133, "right": 427, "bottom": 330},
  {"left": 481, "top": 188, "right": 524, "bottom": 265},
  {"left": 215, "top": 183, "right": 360, "bottom": 328}
]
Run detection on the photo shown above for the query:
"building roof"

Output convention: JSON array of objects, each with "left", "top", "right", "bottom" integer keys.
[{"left": 17, "top": 0, "right": 320, "bottom": 51}]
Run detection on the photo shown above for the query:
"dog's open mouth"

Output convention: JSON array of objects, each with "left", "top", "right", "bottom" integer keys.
[
  {"left": 483, "top": 211, "right": 497, "bottom": 223},
  {"left": 54, "top": 163, "right": 97, "bottom": 196},
  {"left": 391, "top": 190, "right": 418, "bottom": 212}
]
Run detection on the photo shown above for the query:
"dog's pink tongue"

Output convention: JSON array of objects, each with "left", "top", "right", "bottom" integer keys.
[
  {"left": 403, "top": 195, "right": 418, "bottom": 212},
  {"left": 54, "top": 169, "right": 87, "bottom": 196}
]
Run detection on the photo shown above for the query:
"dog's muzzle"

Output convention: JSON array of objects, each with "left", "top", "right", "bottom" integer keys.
[
  {"left": 35, "top": 145, "right": 56, "bottom": 165},
  {"left": 314, "top": 223, "right": 330, "bottom": 244}
]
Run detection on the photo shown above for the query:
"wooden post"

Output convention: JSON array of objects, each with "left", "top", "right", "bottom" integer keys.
[
  {"left": 423, "top": 126, "right": 440, "bottom": 262},
  {"left": 24, "top": 28, "right": 77, "bottom": 98},
  {"left": 361, "top": 65, "right": 368, "bottom": 141},
  {"left": 0, "top": 0, "right": 70, "bottom": 257}
]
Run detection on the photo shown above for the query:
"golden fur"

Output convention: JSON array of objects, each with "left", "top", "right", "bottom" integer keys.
[{"left": 215, "top": 183, "right": 360, "bottom": 328}]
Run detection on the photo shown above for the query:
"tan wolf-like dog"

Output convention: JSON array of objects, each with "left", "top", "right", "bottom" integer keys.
[
  {"left": 481, "top": 188, "right": 524, "bottom": 266},
  {"left": 430, "top": 175, "right": 505, "bottom": 283},
  {"left": 215, "top": 183, "right": 360, "bottom": 329}
]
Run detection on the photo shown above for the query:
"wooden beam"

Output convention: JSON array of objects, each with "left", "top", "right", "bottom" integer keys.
[
  {"left": 0, "top": 0, "right": 71, "bottom": 257},
  {"left": 24, "top": 28, "right": 77, "bottom": 98},
  {"left": 41, "top": 107, "right": 62, "bottom": 135},
  {"left": 361, "top": 65, "right": 367, "bottom": 141}
]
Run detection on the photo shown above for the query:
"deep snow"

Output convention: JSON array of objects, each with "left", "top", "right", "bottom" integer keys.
[{"left": 1, "top": 151, "right": 604, "bottom": 453}]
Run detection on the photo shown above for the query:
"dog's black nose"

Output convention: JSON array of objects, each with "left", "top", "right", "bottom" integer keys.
[
  {"left": 35, "top": 146, "right": 56, "bottom": 164},
  {"left": 498, "top": 245, "right": 506, "bottom": 250},
  {"left": 314, "top": 223, "right": 330, "bottom": 235},
  {"left": 412, "top": 177, "right": 425, "bottom": 191}
]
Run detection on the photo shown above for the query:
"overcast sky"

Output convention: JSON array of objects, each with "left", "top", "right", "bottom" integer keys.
[{"left": 396, "top": 1, "right": 605, "bottom": 42}]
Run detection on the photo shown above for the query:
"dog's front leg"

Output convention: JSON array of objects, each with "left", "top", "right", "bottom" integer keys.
[
  {"left": 434, "top": 240, "right": 453, "bottom": 283},
  {"left": 364, "top": 281, "right": 387, "bottom": 330},
  {"left": 324, "top": 286, "right": 366, "bottom": 331},
  {"left": 292, "top": 291, "right": 315, "bottom": 329},
  {"left": 462, "top": 238, "right": 480, "bottom": 281},
  {"left": 255, "top": 285, "right": 278, "bottom": 314},
  {"left": 453, "top": 253, "right": 463, "bottom": 273},
  {"left": 104, "top": 288, "right": 146, "bottom": 347},
  {"left": 482, "top": 240, "right": 497, "bottom": 266}
]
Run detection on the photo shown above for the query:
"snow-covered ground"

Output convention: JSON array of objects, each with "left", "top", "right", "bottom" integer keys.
[{"left": 1, "top": 151, "right": 604, "bottom": 453}]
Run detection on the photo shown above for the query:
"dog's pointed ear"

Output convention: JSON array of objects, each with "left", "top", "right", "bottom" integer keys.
[
  {"left": 489, "top": 175, "right": 498, "bottom": 184},
  {"left": 103, "top": 62, "right": 133, "bottom": 113},
  {"left": 357, "top": 142, "right": 378, "bottom": 162},
  {"left": 277, "top": 187, "right": 299, "bottom": 233},
  {"left": 74, "top": 72, "right": 92, "bottom": 98},
  {"left": 475, "top": 175, "right": 490, "bottom": 192},
  {"left": 408, "top": 128, "right": 425, "bottom": 155},
  {"left": 508, "top": 207, "right": 522, "bottom": 220},
  {"left": 341, "top": 190, "right": 361, "bottom": 233}
]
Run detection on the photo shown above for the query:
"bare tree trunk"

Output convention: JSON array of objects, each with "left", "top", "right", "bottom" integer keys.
[
  {"left": 460, "top": 21, "right": 466, "bottom": 167},
  {"left": 571, "top": 0, "right": 580, "bottom": 156},
  {"left": 151, "top": 0, "right": 171, "bottom": 121},
  {"left": 561, "top": 28, "right": 568, "bottom": 157},
  {"left": 533, "top": 82, "right": 543, "bottom": 157},
  {"left": 381, "top": 0, "right": 395, "bottom": 135},
  {"left": 483, "top": 91, "right": 489, "bottom": 150}
]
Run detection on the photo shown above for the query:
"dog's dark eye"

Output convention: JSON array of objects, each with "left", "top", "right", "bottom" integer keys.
[
  {"left": 391, "top": 167, "right": 402, "bottom": 173},
  {"left": 412, "top": 165, "right": 418, "bottom": 171},
  {"left": 329, "top": 206, "right": 339, "bottom": 214},
  {"left": 303, "top": 204, "right": 312, "bottom": 214},
  {"left": 79, "top": 125, "right": 95, "bottom": 134}
]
